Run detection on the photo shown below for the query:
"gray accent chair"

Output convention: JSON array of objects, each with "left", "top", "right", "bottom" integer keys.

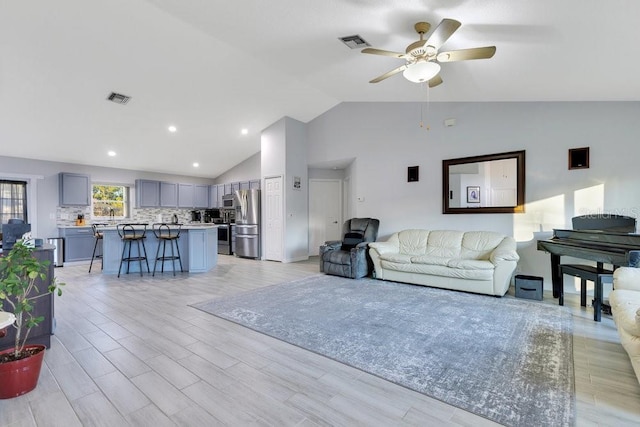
[{"left": 319, "top": 218, "right": 380, "bottom": 279}]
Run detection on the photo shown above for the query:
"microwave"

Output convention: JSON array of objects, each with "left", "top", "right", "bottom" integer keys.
[{"left": 222, "top": 194, "right": 236, "bottom": 209}]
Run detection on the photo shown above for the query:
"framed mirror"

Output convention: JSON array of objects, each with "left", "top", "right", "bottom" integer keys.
[{"left": 442, "top": 150, "right": 525, "bottom": 214}]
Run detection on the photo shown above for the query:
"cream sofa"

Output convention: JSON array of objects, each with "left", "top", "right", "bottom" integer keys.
[
  {"left": 368, "top": 230, "right": 519, "bottom": 296},
  {"left": 609, "top": 267, "right": 640, "bottom": 384}
]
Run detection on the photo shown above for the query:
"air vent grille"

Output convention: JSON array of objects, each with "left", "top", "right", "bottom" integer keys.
[
  {"left": 106, "top": 92, "right": 131, "bottom": 105},
  {"left": 339, "top": 35, "right": 370, "bottom": 49}
]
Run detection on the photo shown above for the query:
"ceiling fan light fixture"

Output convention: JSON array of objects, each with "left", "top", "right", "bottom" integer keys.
[{"left": 403, "top": 61, "right": 441, "bottom": 83}]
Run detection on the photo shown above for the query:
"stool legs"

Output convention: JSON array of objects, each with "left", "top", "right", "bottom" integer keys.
[
  {"left": 89, "top": 237, "right": 102, "bottom": 273},
  {"left": 153, "top": 238, "right": 183, "bottom": 276},
  {"left": 118, "top": 238, "right": 149, "bottom": 278}
]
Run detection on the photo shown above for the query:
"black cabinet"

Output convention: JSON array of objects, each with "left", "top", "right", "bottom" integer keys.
[
  {"left": 59, "top": 173, "right": 91, "bottom": 206},
  {"left": 59, "top": 227, "right": 94, "bottom": 262},
  {"left": 0, "top": 247, "right": 55, "bottom": 350}
]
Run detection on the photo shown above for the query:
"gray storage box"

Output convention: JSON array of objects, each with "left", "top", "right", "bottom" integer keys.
[{"left": 515, "top": 275, "right": 543, "bottom": 300}]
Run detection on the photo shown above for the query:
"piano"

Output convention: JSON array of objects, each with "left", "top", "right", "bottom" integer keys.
[{"left": 537, "top": 215, "right": 639, "bottom": 320}]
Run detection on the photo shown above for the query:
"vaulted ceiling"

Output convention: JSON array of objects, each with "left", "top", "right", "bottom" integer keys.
[{"left": 1, "top": 1, "right": 638, "bottom": 178}]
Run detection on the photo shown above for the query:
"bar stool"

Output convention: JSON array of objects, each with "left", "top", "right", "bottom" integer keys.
[
  {"left": 117, "top": 223, "right": 150, "bottom": 277},
  {"left": 152, "top": 223, "right": 183, "bottom": 276},
  {"left": 88, "top": 223, "right": 108, "bottom": 273}
]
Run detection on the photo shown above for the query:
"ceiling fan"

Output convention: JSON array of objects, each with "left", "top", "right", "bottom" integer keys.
[{"left": 362, "top": 19, "right": 496, "bottom": 86}]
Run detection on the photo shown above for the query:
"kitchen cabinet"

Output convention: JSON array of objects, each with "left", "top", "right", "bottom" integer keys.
[
  {"left": 160, "top": 182, "right": 178, "bottom": 207},
  {"left": 59, "top": 227, "right": 94, "bottom": 262},
  {"left": 209, "top": 185, "right": 219, "bottom": 208},
  {"left": 249, "top": 179, "right": 261, "bottom": 189},
  {"left": 188, "top": 228, "right": 218, "bottom": 272},
  {"left": 223, "top": 183, "right": 232, "bottom": 196},
  {"left": 135, "top": 179, "right": 160, "bottom": 207},
  {"left": 231, "top": 182, "right": 241, "bottom": 194},
  {"left": 178, "top": 183, "right": 195, "bottom": 208},
  {"left": 239, "top": 181, "right": 250, "bottom": 190},
  {"left": 194, "top": 184, "right": 209, "bottom": 208},
  {"left": 217, "top": 184, "right": 225, "bottom": 206},
  {"left": 59, "top": 172, "right": 91, "bottom": 206}
]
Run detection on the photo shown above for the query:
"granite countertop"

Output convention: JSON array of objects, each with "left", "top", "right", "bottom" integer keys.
[{"left": 59, "top": 223, "right": 218, "bottom": 229}]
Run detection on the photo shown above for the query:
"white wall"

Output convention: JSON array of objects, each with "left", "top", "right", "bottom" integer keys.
[
  {"left": 284, "top": 117, "right": 309, "bottom": 262},
  {"left": 307, "top": 101, "right": 640, "bottom": 287},
  {"left": 215, "top": 152, "right": 260, "bottom": 184}
]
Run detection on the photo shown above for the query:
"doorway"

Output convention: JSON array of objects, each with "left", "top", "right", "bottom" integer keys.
[{"left": 308, "top": 179, "right": 342, "bottom": 256}]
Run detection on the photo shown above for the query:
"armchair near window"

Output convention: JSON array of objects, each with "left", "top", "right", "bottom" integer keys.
[{"left": 319, "top": 218, "right": 380, "bottom": 279}]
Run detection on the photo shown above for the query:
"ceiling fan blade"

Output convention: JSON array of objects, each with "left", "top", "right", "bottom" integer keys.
[
  {"left": 369, "top": 64, "right": 407, "bottom": 83},
  {"left": 361, "top": 47, "right": 408, "bottom": 59},
  {"left": 424, "top": 19, "right": 461, "bottom": 50},
  {"left": 437, "top": 46, "right": 496, "bottom": 62},
  {"left": 428, "top": 75, "right": 443, "bottom": 88}
]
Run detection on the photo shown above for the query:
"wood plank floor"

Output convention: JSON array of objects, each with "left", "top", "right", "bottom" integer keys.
[{"left": 1, "top": 255, "right": 639, "bottom": 426}]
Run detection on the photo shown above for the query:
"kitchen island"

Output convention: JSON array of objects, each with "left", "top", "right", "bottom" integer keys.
[{"left": 100, "top": 224, "right": 218, "bottom": 274}]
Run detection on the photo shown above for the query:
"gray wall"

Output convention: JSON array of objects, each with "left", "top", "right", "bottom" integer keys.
[
  {"left": 215, "top": 152, "right": 261, "bottom": 184},
  {"left": 307, "top": 101, "right": 640, "bottom": 287}
]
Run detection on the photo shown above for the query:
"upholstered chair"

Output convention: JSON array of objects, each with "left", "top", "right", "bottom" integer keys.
[{"left": 319, "top": 218, "right": 380, "bottom": 279}]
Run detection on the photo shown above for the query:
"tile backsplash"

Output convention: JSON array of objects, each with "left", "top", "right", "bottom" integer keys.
[{"left": 56, "top": 206, "right": 201, "bottom": 227}]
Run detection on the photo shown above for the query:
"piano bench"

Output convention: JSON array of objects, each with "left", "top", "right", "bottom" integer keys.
[{"left": 560, "top": 264, "right": 613, "bottom": 321}]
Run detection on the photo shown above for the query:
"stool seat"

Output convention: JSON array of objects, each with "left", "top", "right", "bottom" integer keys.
[
  {"left": 559, "top": 263, "right": 613, "bottom": 321},
  {"left": 152, "top": 223, "right": 183, "bottom": 276},
  {"left": 117, "top": 223, "right": 150, "bottom": 277}
]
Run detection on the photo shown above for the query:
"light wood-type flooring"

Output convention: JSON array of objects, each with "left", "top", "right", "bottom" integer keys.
[{"left": 1, "top": 255, "right": 639, "bottom": 426}]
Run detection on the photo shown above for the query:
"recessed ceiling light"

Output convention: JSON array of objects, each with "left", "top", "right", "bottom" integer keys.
[
  {"left": 241, "top": 128, "right": 248, "bottom": 135},
  {"left": 193, "top": 162, "right": 199, "bottom": 168},
  {"left": 108, "top": 151, "right": 116, "bottom": 157},
  {"left": 168, "top": 125, "right": 177, "bottom": 133}
]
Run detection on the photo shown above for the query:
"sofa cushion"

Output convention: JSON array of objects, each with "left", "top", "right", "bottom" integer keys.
[
  {"left": 379, "top": 253, "right": 413, "bottom": 264},
  {"left": 410, "top": 255, "right": 451, "bottom": 266},
  {"left": 460, "top": 231, "right": 507, "bottom": 260},
  {"left": 447, "top": 259, "right": 495, "bottom": 270},
  {"left": 380, "top": 260, "right": 493, "bottom": 280},
  {"left": 424, "top": 231, "right": 464, "bottom": 257},
  {"left": 397, "top": 229, "right": 430, "bottom": 255}
]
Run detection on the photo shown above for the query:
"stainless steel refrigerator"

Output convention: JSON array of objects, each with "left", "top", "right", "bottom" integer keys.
[{"left": 234, "top": 189, "right": 260, "bottom": 258}]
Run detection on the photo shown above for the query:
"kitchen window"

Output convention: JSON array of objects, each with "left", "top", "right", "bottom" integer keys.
[
  {"left": 0, "top": 180, "right": 28, "bottom": 224},
  {"left": 92, "top": 184, "right": 129, "bottom": 219}
]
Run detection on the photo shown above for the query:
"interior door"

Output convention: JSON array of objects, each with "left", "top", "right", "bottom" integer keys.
[
  {"left": 264, "top": 176, "right": 283, "bottom": 261},
  {"left": 309, "top": 179, "right": 342, "bottom": 256}
]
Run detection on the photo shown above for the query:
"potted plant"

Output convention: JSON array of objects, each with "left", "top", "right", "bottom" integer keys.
[{"left": 0, "top": 240, "right": 63, "bottom": 399}]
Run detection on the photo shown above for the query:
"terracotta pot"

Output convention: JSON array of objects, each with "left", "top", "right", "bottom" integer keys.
[{"left": 0, "top": 345, "right": 46, "bottom": 399}]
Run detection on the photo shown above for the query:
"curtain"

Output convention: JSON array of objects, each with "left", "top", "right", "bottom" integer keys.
[{"left": 0, "top": 180, "right": 28, "bottom": 224}]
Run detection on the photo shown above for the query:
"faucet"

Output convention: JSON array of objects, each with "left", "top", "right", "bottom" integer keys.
[{"left": 109, "top": 208, "right": 115, "bottom": 223}]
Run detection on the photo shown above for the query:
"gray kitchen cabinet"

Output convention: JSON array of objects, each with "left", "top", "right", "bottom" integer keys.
[
  {"left": 135, "top": 179, "right": 160, "bottom": 207},
  {"left": 239, "top": 181, "right": 250, "bottom": 190},
  {"left": 223, "top": 183, "right": 232, "bottom": 196},
  {"left": 59, "top": 227, "right": 95, "bottom": 262},
  {"left": 231, "top": 182, "right": 241, "bottom": 194},
  {"left": 160, "top": 182, "right": 178, "bottom": 207},
  {"left": 209, "top": 185, "right": 219, "bottom": 208},
  {"left": 249, "top": 179, "right": 261, "bottom": 189},
  {"left": 59, "top": 172, "right": 91, "bottom": 206},
  {"left": 194, "top": 184, "right": 209, "bottom": 208},
  {"left": 178, "top": 183, "right": 195, "bottom": 208},
  {"left": 217, "top": 184, "right": 225, "bottom": 207}
]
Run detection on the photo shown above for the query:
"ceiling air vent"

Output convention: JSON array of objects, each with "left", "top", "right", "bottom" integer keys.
[
  {"left": 339, "top": 35, "right": 370, "bottom": 49},
  {"left": 106, "top": 92, "right": 131, "bottom": 105}
]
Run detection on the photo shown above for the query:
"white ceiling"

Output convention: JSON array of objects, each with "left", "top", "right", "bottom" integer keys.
[{"left": 1, "top": 0, "right": 639, "bottom": 178}]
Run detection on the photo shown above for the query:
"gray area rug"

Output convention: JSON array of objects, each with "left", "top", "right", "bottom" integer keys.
[{"left": 192, "top": 275, "right": 574, "bottom": 426}]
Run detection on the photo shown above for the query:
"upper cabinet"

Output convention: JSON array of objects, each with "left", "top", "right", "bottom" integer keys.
[
  {"left": 209, "top": 185, "right": 219, "bottom": 208},
  {"left": 59, "top": 173, "right": 91, "bottom": 206},
  {"left": 135, "top": 179, "right": 160, "bottom": 208},
  {"left": 194, "top": 184, "right": 209, "bottom": 209},
  {"left": 178, "top": 183, "right": 194, "bottom": 208},
  {"left": 160, "top": 182, "right": 178, "bottom": 207},
  {"left": 249, "top": 179, "right": 261, "bottom": 190}
]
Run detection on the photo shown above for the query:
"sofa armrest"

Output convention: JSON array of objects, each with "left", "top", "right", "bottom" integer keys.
[
  {"left": 490, "top": 237, "right": 519, "bottom": 265},
  {"left": 614, "top": 267, "right": 640, "bottom": 291},
  {"left": 368, "top": 241, "right": 398, "bottom": 255}
]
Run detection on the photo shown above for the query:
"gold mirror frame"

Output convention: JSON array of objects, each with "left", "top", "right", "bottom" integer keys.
[{"left": 442, "top": 150, "right": 525, "bottom": 214}]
